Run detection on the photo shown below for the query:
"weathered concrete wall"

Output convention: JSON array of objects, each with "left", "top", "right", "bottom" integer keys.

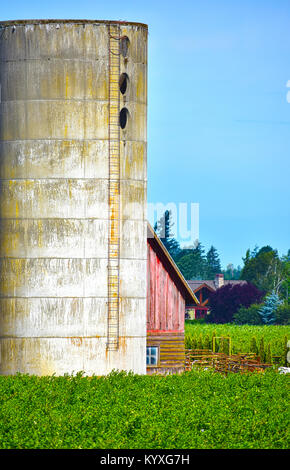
[{"left": 0, "top": 20, "right": 148, "bottom": 375}]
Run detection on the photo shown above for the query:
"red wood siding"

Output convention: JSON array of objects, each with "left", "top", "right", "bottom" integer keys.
[{"left": 147, "top": 243, "right": 185, "bottom": 334}]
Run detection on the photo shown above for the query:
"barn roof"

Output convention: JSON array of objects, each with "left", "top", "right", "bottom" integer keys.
[{"left": 147, "top": 223, "right": 199, "bottom": 305}]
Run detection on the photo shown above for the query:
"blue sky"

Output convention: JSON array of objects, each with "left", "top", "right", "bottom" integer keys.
[{"left": 2, "top": 0, "right": 290, "bottom": 268}]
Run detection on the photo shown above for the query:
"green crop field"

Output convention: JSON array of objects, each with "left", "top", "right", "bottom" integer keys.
[
  {"left": 0, "top": 369, "right": 288, "bottom": 449},
  {"left": 185, "top": 321, "right": 290, "bottom": 363}
]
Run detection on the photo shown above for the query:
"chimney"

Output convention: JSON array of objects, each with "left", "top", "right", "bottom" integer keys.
[{"left": 214, "top": 273, "right": 224, "bottom": 289}]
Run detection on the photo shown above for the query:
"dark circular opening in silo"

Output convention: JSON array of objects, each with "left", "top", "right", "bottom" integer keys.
[
  {"left": 120, "top": 36, "right": 130, "bottom": 57},
  {"left": 119, "top": 73, "right": 129, "bottom": 94},
  {"left": 119, "top": 108, "right": 129, "bottom": 129}
]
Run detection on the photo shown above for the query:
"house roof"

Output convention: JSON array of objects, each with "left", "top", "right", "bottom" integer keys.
[
  {"left": 147, "top": 223, "right": 199, "bottom": 305},
  {"left": 187, "top": 279, "right": 247, "bottom": 293}
]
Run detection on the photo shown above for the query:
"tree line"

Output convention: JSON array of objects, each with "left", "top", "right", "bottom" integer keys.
[
  {"left": 203, "top": 245, "right": 290, "bottom": 325},
  {"left": 154, "top": 210, "right": 240, "bottom": 280},
  {"left": 154, "top": 210, "right": 290, "bottom": 325}
]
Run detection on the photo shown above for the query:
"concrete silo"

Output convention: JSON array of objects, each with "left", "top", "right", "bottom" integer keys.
[{"left": 0, "top": 20, "right": 148, "bottom": 375}]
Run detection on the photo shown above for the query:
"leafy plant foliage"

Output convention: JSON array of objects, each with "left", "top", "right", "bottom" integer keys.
[
  {"left": 233, "top": 304, "right": 264, "bottom": 325},
  {"left": 241, "top": 246, "right": 289, "bottom": 298},
  {"left": 0, "top": 370, "right": 288, "bottom": 449},
  {"left": 206, "top": 283, "right": 264, "bottom": 323}
]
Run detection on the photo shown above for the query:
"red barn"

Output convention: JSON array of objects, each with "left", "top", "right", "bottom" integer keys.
[{"left": 146, "top": 224, "right": 198, "bottom": 374}]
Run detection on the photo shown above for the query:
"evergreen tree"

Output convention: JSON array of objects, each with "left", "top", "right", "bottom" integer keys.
[
  {"left": 176, "top": 241, "right": 208, "bottom": 280},
  {"left": 206, "top": 246, "right": 221, "bottom": 279},
  {"left": 192, "top": 242, "right": 208, "bottom": 278},
  {"left": 155, "top": 210, "right": 180, "bottom": 259},
  {"left": 259, "top": 292, "right": 283, "bottom": 325},
  {"left": 176, "top": 253, "right": 195, "bottom": 280},
  {"left": 156, "top": 209, "right": 172, "bottom": 240},
  {"left": 242, "top": 249, "right": 251, "bottom": 266}
]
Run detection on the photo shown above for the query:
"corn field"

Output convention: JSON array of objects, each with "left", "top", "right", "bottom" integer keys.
[{"left": 185, "top": 321, "right": 290, "bottom": 366}]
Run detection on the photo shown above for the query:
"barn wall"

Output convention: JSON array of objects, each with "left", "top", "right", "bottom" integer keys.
[
  {"left": 147, "top": 244, "right": 184, "bottom": 332},
  {"left": 146, "top": 242, "right": 185, "bottom": 374},
  {"left": 146, "top": 332, "right": 185, "bottom": 375}
]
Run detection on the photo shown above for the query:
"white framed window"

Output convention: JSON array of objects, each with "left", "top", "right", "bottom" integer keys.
[{"left": 146, "top": 346, "right": 159, "bottom": 366}]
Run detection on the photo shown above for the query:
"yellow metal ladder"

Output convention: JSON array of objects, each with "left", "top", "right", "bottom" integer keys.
[{"left": 107, "top": 24, "right": 121, "bottom": 351}]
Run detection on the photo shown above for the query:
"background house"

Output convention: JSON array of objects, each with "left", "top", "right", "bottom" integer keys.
[{"left": 186, "top": 274, "right": 247, "bottom": 319}]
